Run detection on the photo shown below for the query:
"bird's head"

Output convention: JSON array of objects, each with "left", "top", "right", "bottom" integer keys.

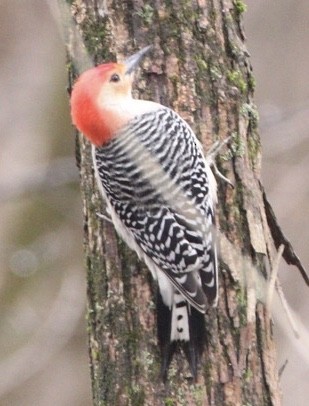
[{"left": 70, "top": 46, "right": 152, "bottom": 146}]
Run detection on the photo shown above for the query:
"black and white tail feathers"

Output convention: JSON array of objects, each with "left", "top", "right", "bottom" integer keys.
[{"left": 157, "top": 289, "right": 206, "bottom": 382}]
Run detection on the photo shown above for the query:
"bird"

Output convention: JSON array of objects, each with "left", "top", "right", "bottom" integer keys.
[{"left": 70, "top": 46, "right": 218, "bottom": 381}]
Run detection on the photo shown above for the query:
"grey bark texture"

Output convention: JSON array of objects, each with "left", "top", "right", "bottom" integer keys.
[{"left": 66, "top": 1, "right": 286, "bottom": 405}]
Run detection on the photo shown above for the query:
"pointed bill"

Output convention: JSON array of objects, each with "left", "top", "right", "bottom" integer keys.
[{"left": 124, "top": 45, "right": 153, "bottom": 75}]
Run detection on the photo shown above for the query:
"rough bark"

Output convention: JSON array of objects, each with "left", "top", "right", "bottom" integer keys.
[{"left": 66, "top": 1, "right": 284, "bottom": 405}]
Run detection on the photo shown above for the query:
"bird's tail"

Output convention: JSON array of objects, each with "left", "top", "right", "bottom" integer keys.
[{"left": 157, "top": 289, "right": 206, "bottom": 382}]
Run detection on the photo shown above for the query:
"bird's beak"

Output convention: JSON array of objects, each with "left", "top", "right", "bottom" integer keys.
[{"left": 124, "top": 45, "right": 152, "bottom": 75}]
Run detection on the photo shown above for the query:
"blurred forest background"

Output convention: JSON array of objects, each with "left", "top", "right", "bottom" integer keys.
[{"left": 0, "top": 1, "right": 308, "bottom": 405}]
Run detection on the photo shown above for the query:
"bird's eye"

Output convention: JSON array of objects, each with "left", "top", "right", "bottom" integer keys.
[{"left": 110, "top": 73, "right": 120, "bottom": 83}]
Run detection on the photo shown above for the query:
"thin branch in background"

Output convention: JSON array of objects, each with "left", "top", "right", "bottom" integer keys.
[
  {"left": 262, "top": 185, "right": 309, "bottom": 285},
  {"left": 266, "top": 244, "right": 299, "bottom": 338},
  {"left": 266, "top": 244, "right": 284, "bottom": 311},
  {"left": 276, "top": 279, "right": 300, "bottom": 339},
  {"left": 220, "top": 234, "right": 307, "bottom": 355},
  {"left": 278, "top": 359, "right": 288, "bottom": 379}
]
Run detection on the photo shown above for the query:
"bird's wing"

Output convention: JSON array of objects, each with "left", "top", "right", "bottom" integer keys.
[{"left": 94, "top": 108, "right": 218, "bottom": 310}]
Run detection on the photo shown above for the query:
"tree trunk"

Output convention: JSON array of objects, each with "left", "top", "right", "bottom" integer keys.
[{"left": 66, "top": 1, "right": 283, "bottom": 404}]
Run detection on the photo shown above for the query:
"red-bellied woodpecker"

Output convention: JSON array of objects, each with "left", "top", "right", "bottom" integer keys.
[{"left": 70, "top": 46, "right": 218, "bottom": 381}]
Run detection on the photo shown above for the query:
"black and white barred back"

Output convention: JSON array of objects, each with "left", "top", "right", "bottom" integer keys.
[{"left": 94, "top": 107, "right": 218, "bottom": 378}]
